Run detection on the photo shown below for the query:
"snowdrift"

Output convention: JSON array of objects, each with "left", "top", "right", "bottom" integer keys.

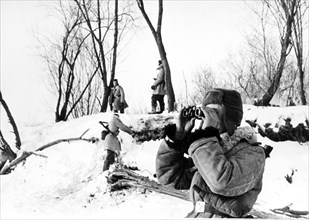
[{"left": 0, "top": 105, "right": 308, "bottom": 219}]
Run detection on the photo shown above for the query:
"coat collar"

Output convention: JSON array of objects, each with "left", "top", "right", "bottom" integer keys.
[{"left": 220, "top": 126, "right": 258, "bottom": 153}]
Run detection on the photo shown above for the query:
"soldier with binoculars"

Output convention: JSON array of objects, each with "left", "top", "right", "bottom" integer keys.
[{"left": 155, "top": 88, "right": 269, "bottom": 218}]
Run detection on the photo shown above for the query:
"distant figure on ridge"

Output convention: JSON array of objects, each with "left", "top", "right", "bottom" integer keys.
[
  {"left": 109, "top": 79, "right": 128, "bottom": 113},
  {"left": 253, "top": 96, "right": 259, "bottom": 106},
  {"left": 287, "top": 96, "right": 296, "bottom": 106},
  {"left": 150, "top": 60, "right": 166, "bottom": 114}
]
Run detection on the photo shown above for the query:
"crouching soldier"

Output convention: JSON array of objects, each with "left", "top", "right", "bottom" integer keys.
[
  {"left": 156, "top": 88, "right": 268, "bottom": 218},
  {"left": 102, "top": 111, "right": 135, "bottom": 171}
]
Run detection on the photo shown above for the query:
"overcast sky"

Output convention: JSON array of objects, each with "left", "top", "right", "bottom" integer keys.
[{"left": 1, "top": 0, "right": 255, "bottom": 125}]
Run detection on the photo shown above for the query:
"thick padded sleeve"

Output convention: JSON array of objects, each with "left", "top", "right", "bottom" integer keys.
[
  {"left": 188, "top": 138, "right": 265, "bottom": 196},
  {"left": 156, "top": 140, "right": 195, "bottom": 190}
]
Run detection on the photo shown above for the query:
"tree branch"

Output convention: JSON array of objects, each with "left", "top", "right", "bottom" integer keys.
[
  {"left": 0, "top": 91, "right": 21, "bottom": 150},
  {"left": 136, "top": 0, "right": 157, "bottom": 39},
  {"left": 0, "top": 129, "right": 94, "bottom": 175},
  {"left": 271, "top": 203, "right": 309, "bottom": 218}
]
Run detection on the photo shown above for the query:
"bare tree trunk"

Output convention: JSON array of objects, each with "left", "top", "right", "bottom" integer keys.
[
  {"left": 101, "top": 86, "right": 111, "bottom": 112},
  {"left": 0, "top": 92, "right": 19, "bottom": 170},
  {"left": 47, "top": 6, "right": 88, "bottom": 122},
  {"left": 0, "top": 131, "right": 17, "bottom": 171},
  {"left": 292, "top": 1, "right": 307, "bottom": 105},
  {"left": 66, "top": 67, "right": 99, "bottom": 118},
  {"left": 136, "top": 0, "right": 175, "bottom": 112},
  {"left": 100, "top": 0, "right": 119, "bottom": 112},
  {"left": 259, "top": 0, "right": 298, "bottom": 106},
  {"left": 0, "top": 92, "right": 21, "bottom": 149},
  {"left": 75, "top": 0, "right": 122, "bottom": 113},
  {"left": 296, "top": 57, "right": 306, "bottom": 105},
  {"left": 157, "top": 40, "right": 175, "bottom": 112}
]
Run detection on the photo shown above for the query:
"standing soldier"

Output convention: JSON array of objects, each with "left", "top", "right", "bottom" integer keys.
[
  {"left": 150, "top": 60, "right": 166, "bottom": 114},
  {"left": 110, "top": 79, "right": 128, "bottom": 113},
  {"left": 102, "top": 112, "right": 135, "bottom": 171},
  {"left": 287, "top": 97, "right": 296, "bottom": 106}
]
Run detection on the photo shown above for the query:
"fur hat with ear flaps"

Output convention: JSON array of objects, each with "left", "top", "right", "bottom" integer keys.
[{"left": 202, "top": 88, "right": 243, "bottom": 136}]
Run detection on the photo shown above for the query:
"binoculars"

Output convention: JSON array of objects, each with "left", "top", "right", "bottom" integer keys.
[{"left": 182, "top": 106, "right": 205, "bottom": 119}]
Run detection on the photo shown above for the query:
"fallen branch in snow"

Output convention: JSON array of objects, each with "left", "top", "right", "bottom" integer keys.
[
  {"left": 0, "top": 151, "right": 45, "bottom": 174},
  {"left": 0, "top": 130, "right": 95, "bottom": 175},
  {"left": 107, "top": 166, "right": 189, "bottom": 201},
  {"left": 270, "top": 203, "right": 309, "bottom": 219},
  {"left": 107, "top": 166, "right": 285, "bottom": 219}
]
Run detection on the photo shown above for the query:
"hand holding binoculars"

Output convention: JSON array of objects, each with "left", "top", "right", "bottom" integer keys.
[{"left": 182, "top": 106, "right": 205, "bottom": 119}]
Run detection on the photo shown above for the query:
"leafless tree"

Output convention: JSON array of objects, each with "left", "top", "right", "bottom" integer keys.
[
  {"left": 39, "top": 1, "right": 99, "bottom": 122},
  {"left": 256, "top": 0, "right": 300, "bottom": 106},
  {"left": 279, "top": 62, "right": 298, "bottom": 105},
  {"left": 74, "top": 0, "right": 135, "bottom": 112},
  {"left": 69, "top": 64, "right": 101, "bottom": 117},
  {"left": 225, "top": 48, "right": 268, "bottom": 102},
  {"left": 189, "top": 68, "right": 220, "bottom": 105},
  {"left": 225, "top": 0, "right": 303, "bottom": 105},
  {"left": 39, "top": 0, "right": 135, "bottom": 120},
  {"left": 291, "top": 0, "right": 308, "bottom": 105},
  {"left": 0, "top": 92, "right": 19, "bottom": 171},
  {"left": 136, "top": 0, "right": 175, "bottom": 112}
]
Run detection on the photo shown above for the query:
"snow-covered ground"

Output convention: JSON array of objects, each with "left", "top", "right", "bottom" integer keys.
[{"left": 0, "top": 105, "right": 308, "bottom": 219}]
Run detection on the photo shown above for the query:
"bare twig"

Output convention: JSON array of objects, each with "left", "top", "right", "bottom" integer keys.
[
  {"left": 271, "top": 203, "right": 309, "bottom": 219},
  {"left": 0, "top": 130, "right": 95, "bottom": 175},
  {"left": 80, "top": 128, "right": 90, "bottom": 138},
  {"left": 28, "top": 151, "right": 48, "bottom": 158}
]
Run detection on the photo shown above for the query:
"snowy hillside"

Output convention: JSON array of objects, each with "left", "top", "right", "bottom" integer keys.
[{"left": 0, "top": 105, "right": 308, "bottom": 219}]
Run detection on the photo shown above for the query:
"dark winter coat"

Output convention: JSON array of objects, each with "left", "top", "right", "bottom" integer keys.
[
  {"left": 259, "top": 124, "right": 297, "bottom": 142},
  {"left": 156, "top": 126, "right": 266, "bottom": 218},
  {"left": 294, "top": 123, "right": 309, "bottom": 142}
]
